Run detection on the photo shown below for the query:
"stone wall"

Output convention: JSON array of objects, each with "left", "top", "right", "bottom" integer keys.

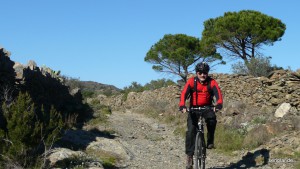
[
  {"left": 101, "top": 70, "right": 300, "bottom": 112},
  {"left": 212, "top": 70, "right": 300, "bottom": 111}
]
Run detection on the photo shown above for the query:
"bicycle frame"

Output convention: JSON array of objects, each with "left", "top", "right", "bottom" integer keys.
[{"left": 188, "top": 106, "right": 213, "bottom": 169}]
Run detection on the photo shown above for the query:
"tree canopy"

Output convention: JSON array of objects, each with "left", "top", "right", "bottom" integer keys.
[
  {"left": 145, "top": 34, "right": 223, "bottom": 82},
  {"left": 200, "top": 10, "right": 286, "bottom": 64}
]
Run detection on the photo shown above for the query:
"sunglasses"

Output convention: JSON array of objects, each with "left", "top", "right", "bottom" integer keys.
[{"left": 198, "top": 71, "right": 208, "bottom": 75}]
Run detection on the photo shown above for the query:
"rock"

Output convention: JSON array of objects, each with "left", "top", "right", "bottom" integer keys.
[
  {"left": 274, "top": 103, "right": 291, "bottom": 118},
  {"left": 27, "top": 60, "right": 37, "bottom": 70},
  {"left": 87, "top": 137, "right": 130, "bottom": 160},
  {"left": 47, "top": 148, "right": 87, "bottom": 166}
]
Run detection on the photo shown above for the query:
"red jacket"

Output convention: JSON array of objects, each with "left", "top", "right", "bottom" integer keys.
[{"left": 179, "top": 76, "right": 223, "bottom": 108}]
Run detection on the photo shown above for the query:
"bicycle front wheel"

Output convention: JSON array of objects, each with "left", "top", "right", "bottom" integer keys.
[{"left": 194, "top": 132, "right": 206, "bottom": 169}]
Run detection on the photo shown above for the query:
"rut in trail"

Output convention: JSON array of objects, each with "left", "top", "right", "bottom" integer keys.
[{"left": 108, "top": 110, "right": 232, "bottom": 169}]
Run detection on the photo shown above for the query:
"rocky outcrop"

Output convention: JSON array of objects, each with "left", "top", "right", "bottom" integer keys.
[
  {"left": 0, "top": 47, "right": 16, "bottom": 89},
  {"left": 13, "top": 60, "right": 63, "bottom": 83},
  {"left": 47, "top": 148, "right": 104, "bottom": 169},
  {"left": 1, "top": 46, "right": 88, "bottom": 126}
]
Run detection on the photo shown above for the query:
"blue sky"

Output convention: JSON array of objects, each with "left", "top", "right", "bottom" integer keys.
[{"left": 1, "top": 0, "right": 299, "bottom": 89}]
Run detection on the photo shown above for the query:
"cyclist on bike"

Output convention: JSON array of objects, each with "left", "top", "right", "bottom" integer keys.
[{"left": 179, "top": 62, "right": 223, "bottom": 169}]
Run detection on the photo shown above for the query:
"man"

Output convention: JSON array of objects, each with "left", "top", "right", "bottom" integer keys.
[{"left": 179, "top": 62, "right": 223, "bottom": 169}]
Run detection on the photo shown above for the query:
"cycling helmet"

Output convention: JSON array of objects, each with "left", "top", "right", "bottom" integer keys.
[{"left": 195, "top": 62, "right": 210, "bottom": 73}]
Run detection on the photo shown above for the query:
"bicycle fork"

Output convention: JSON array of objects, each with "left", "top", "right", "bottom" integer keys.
[{"left": 198, "top": 120, "right": 206, "bottom": 159}]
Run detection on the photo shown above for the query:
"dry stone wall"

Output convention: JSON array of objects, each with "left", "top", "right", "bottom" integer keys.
[
  {"left": 101, "top": 70, "right": 300, "bottom": 113},
  {"left": 212, "top": 70, "right": 300, "bottom": 111}
]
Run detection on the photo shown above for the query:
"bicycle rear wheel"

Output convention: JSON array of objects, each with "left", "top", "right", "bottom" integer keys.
[{"left": 194, "top": 132, "right": 206, "bottom": 169}]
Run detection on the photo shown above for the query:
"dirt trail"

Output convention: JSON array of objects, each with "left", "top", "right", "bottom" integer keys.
[{"left": 108, "top": 110, "right": 234, "bottom": 169}]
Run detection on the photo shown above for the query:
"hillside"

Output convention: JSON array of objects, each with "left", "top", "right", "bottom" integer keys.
[
  {"left": 1, "top": 46, "right": 299, "bottom": 168},
  {"left": 78, "top": 70, "right": 300, "bottom": 168},
  {"left": 79, "top": 80, "right": 121, "bottom": 95}
]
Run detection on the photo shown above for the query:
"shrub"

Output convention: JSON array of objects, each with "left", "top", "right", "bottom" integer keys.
[
  {"left": 123, "top": 81, "right": 144, "bottom": 92},
  {"left": 0, "top": 92, "right": 63, "bottom": 168},
  {"left": 121, "top": 82, "right": 144, "bottom": 101},
  {"left": 231, "top": 61, "right": 248, "bottom": 75},
  {"left": 81, "top": 90, "right": 95, "bottom": 99},
  {"left": 231, "top": 56, "right": 282, "bottom": 77},
  {"left": 251, "top": 116, "right": 267, "bottom": 125},
  {"left": 215, "top": 124, "right": 244, "bottom": 152},
  {"left": 242, "top": 125, "right": 271, "bottom": 149},
  {"left": 63, "top": 76, "right": 82, "bottom": 90},
  {"left": 143, "top": 78, "right": 175, "bottom": 90}
]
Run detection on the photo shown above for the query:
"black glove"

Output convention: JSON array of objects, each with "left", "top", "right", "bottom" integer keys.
[
  {"left": 215, "top": 104, "right": 222, "bottom": 110},
  {"left": 179, "top": 106, "right": 187, "bottom": 111}
]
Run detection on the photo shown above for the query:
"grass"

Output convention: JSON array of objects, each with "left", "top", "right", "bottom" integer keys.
[
  {"left": 86, "top": 103, "right": 112, "bottom": 125},
  {"left": 214, "top": 124, "right": 245, "bottom": 153},
  {"left": 52, "top": 155, "right": 95, "bottom": 168},
  {"left": 242, "top": 125, "right": 271, "bottom": 149},
  {"left": 85, "top": 149, "right": 117, "bottom": 168},
  {"left": 173, "top": 125, "right": 186, "bottom": 137},
  {"left": 251, "top": 116, "right": 267, "bottom": 124},
  {"left": 271, "top": 150, "right": 300, "bottom": 169}
]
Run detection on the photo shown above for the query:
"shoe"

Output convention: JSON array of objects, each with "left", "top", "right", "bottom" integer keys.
[
  {"left": 186, "top": 155, "right": 193, "bottom": 169},
  {"left": 207, "top": 144, "right": 215, "bottom": 149}
]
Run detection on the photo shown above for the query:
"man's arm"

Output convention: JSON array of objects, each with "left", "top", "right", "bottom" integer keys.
[
  {"left": 179, "top": 78, "right": 193, "bottom": 112},
  {"left": 211, "top": 80, "right": 223, "bottom": 110}
]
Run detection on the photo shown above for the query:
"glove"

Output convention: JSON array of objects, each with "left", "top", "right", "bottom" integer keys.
[
  {"left": 179, "top": 106, "right": 187, "bottom": 111},
  {"left": 215, "top": 104, "right": 222, "bottom": 110}
]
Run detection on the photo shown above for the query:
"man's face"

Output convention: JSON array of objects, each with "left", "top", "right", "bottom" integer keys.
[{"left": 197, "top": 71, "right": 208, "bottom": 82}]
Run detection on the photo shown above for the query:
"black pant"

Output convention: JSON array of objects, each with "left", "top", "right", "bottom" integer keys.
[{"left": 185, "top": 109, "right": 217, "bottom": 156}]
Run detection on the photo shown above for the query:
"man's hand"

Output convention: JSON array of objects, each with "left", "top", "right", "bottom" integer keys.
[
  {"left": 214, "top": 107, "right": 219, "bottom": 113},
  {"left": 179, "top": 106, "right": 187, "bottom": 113},
  {"left": 214, "top": 104, "right": 222, "bottom": 113}
]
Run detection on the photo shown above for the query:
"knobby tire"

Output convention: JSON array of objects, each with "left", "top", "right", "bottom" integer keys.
[{"left": 195, "top": 132, "right": 206, "bottom": 169}]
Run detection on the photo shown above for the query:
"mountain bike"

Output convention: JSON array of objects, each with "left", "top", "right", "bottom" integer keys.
[{"left": 189, "top": 106, "right": 213, "bottom": 169}]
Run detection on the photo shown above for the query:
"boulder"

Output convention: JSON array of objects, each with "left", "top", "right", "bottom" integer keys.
[{"left": 274, "top": 103, "right": 291, "bottom": 118}]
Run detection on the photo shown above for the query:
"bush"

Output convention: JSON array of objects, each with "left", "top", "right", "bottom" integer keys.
[
  {"left": 82, "top": 90, "right": 95, "bottom": 99},
  {"left": 215, "top": 124, "right": 244, "bottom": 152},
  {"left": 63, "top": 76, "right": 82, "bottom": 90},
  {"left": 231, "top": 56, "right": 282, "bottom": 77},
  {"left": 143, "top": 78, "right": 175, "bottom": 90},
  {"left": 242, "top": 125, "right": 271, "bottom": 149},
  {"left": 0, "top": 92, "right": 63, "bottom": 168},
  {"left": 123, "top": 81, "right": 144, "bottom": 92}
]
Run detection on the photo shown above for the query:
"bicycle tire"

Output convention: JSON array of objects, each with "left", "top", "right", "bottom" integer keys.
[{"left": 194, "top": 132, "right": 206, "bottom": 169}]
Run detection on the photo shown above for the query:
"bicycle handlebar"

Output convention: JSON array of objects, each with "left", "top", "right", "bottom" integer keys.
[
  {"left": 178, "top": 106, "right": 214, "bottom": 112},
  {"left": 188, "top": 106, "right": 214, "bottom": 111}
]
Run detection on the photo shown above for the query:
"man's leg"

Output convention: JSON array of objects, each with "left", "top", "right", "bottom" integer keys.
[
  {"left": 185, "top": 112, "right": 198, "bottom": 168},
  {"left": 205, "top": 110, "right": 217, "bottom": 149},
  {"left": 206, "top": 118, "right": 217, "bottom": 148}
]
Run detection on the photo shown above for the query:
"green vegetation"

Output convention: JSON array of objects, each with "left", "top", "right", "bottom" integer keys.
[
  {"left": 251, "top": 115, "right": 267, "bottom": 125},
  {"left": 51, "top": 155, "right": 95, "bottom": 169},
  {"left": 242, "top": 125, "right": 271, "bottom": 149},
  {"left": 144, "top": 79, "right": 175, "bottom": 90},
  {"left": 0, "top": 92, "right": 63, "bottom": 168},
  {"left": 201, "top": 10, "right": 286, "bottom": 69},
  {"left": 85, "top": 149, "right": 117, "bottom": 168},
  {"left": 173, "top": 125, "right": 186, "bottom": 137},
  {"left": 121, "top": 79, "right": 175, "bottom": 101},
  {"left": 214, "top": 124, "right": 245, "bottom": 153},
  {"left": 294, "top": 151, "right": 300, "bottom": 169},
  {"left": 271, "top": 150, "right": 300, "bottom": 168},
  {"left": 231, "top": 56, "right": 283, "bottom": 77},
  {"left": 88, "top": 102, "right": 112, "bottom": 125},
  {"left": 82, "top": 90, "right": 95, "bottom": 99},
  {"left": 63, "top": 76, "right": 83, "bottom": 90},
  {"left": 145, "top": 34, "right": 224, "bottom": 82}
]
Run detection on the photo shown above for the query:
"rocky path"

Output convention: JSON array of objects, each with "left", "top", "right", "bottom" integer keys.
[{"left": 108, "top": 110, "right": 235, "bottom": 169}]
